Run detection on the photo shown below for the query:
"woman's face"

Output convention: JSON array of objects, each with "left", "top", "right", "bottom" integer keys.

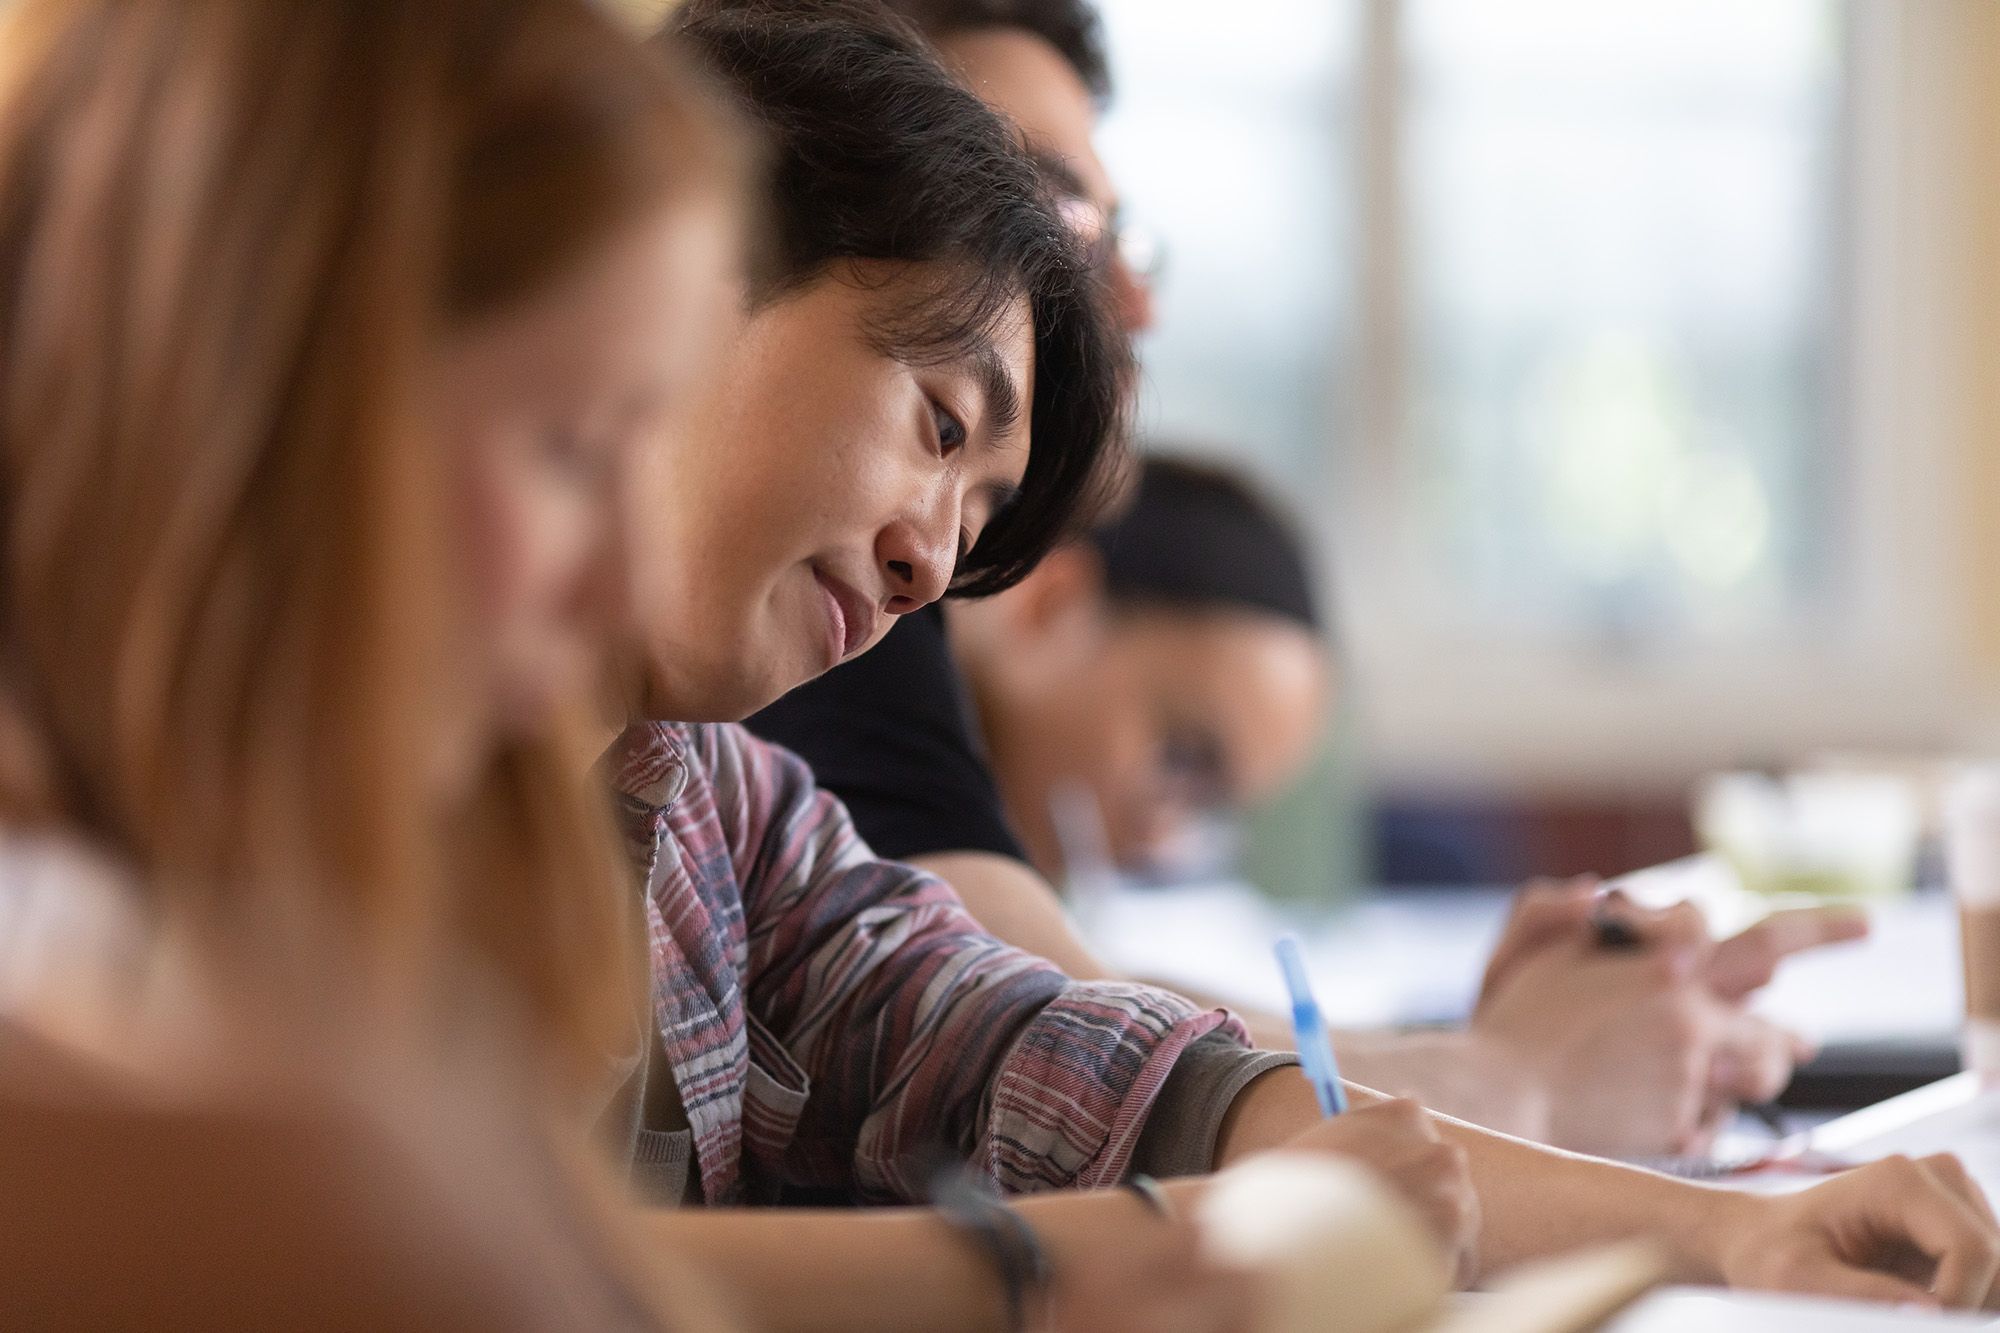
[
  {"left": 955, "top": 552, "right": 1331, "bottom": 879},
  {"left": 626, "top": 265, "right": 1035, "bottom": 721},
  {"left": 436, "top": 192, "right": 739, "bottom": 744}
]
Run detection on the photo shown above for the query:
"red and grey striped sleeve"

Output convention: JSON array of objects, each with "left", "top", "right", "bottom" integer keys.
[{"left": 694, "top": 722, "right": 1252, "bottom": 1200}]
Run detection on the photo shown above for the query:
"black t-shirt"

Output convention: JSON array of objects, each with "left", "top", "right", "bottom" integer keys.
[{"left": 744, "top": 604, "right": 1027, "bottom": 864}]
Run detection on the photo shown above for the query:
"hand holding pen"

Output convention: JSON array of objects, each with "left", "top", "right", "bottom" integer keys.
[{"left": 1270, "top": 935, "right": 1482, "bottom": 1280}]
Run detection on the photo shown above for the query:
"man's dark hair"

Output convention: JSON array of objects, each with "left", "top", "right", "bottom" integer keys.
[
  {"left": 882, "top": 0, "right": 1112, "bottom": 104},
  {"left": 670, "top": 0, "right": 1131, "bottom": 599}
]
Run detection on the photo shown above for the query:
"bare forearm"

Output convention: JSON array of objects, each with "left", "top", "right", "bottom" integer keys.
[
  {"left": 1427, "top": 1106, "right": 1741, "bottom": 1279},
  {"left": 1213, "top": 1067, "right": 1743, "bottom": 1283},
  {"left": 1329, "top": 1029, "right": 1550, "bottom": 1142},
  {"left": 644, "top": 1187, "right": 1201, "bottom": 1332},
  {"left": 646, "top": 1208, "right": 1001, "bottom": 1331}
]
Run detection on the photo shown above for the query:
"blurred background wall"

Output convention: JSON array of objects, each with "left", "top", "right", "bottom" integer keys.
[{"left": 1093, "top": 0, "right": 2000, "bottom": 900}]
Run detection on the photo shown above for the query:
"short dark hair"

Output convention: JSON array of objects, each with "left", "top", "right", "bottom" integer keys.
[
  {"left": 882, "top": 0, "right": 1112, "bottom": 104},
  {"left": 1090, "top": 455, "right": 1325, "bottom": 634},
  {"left": 670, "top": 0, "right": 1131, "bottom": 599}
]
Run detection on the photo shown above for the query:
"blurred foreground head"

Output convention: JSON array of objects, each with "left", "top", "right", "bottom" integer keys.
[
  {"left": 0, "top": 0, "right": 742, "bottom": 1073},
  {"left": 0, "top": 1, "right": 750, "bottom": 1323}
]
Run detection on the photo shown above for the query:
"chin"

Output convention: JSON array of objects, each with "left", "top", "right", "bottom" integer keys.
[
  {"left": 632, "top": 620, "right": 822, "bottom": 723},
  {"left": 729, "top": 662, "right": 821, "bottom": 719},
  {"left": 652, "top": 665, "right": 800, "bottom": 724}
]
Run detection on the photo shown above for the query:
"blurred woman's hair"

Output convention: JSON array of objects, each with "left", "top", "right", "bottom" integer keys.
[
  {"left": 0, "top": 0, "right": 730, "bottom": 1079},
  {"left": 1089, "top": 455, "right": 1324, "bottom": 634},
  {"left": 672, "top": 0, "right": 1132, "bottom": 597}
]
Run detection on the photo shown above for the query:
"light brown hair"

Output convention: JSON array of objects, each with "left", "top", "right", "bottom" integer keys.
[{"left": 0, "top": 0, "right": 723, "bottom": 1080}]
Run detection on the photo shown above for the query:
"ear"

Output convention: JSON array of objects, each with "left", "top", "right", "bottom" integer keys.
[{"left": 999, "top": 543, "right": 1106, "bottom": 639}]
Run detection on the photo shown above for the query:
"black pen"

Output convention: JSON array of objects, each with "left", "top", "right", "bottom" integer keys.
[{"left": 1590, "top": 906, "right": 1644, "bottom": 951}]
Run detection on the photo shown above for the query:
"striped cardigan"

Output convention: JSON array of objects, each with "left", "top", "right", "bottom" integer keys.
[{"left": 604, "top": 720, "right": 1245, "bottom": 1205}]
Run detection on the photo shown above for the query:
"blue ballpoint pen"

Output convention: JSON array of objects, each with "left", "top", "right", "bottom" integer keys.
[{"left": 1274, "top": 934, "right": 1347, "bottom": 1116}]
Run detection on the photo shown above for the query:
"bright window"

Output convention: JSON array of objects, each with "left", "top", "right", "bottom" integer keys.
[{"left": 1396, "top": 0, "right": 1847, "bottom": 641}]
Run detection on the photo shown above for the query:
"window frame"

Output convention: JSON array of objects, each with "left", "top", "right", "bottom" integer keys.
[{"left": 1326, "top": 0, "right": 1987, "bottom": 794}]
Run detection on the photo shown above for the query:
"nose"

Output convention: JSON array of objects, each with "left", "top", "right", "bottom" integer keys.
[{"left": 876, "top": 507, "right": 956, "bottom": 614}]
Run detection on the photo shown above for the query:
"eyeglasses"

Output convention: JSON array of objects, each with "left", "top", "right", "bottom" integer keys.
[{"left": 1056, "top": 195, "right": 1168, "bottom": 288}]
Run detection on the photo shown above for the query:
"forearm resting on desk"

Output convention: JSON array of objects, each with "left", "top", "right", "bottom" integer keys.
[
  {"left": 1214, "top": 1064, "right": 1747, "bottom": 1283},
  {"left": 912, "top": 850, "right": 1555, "bottom": 1139},
  {"left": 1213, "top": 1064, "right": 2000, "bottom": 1311}
]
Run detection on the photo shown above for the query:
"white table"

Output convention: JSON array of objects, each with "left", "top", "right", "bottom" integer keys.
[{"left": 1603, "top": 1288, "right": 1995, "bottom": 1330}]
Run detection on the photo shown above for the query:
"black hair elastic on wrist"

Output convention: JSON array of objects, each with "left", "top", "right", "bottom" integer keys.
[
  {"left": 1089, "top": 455, "right": 1323, "bottom": 634},
  {"left": 930, "top": 1166, "right": 1052, "bottom": 1331}
]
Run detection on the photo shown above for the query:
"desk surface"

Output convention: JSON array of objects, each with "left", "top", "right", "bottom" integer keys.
[
  {"left": 1603, "top": 1287, "right": 1992, "bottom": 1330},
  {"left": 1094, "top": 874, "right": 1992, "bottom": 1327}
]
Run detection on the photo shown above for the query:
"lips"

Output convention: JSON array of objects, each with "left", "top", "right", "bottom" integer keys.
[{"left": 812, "top": 567, "right": 876, "bottom": 664}]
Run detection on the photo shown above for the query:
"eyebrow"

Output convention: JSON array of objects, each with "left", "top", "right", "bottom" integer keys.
[
  {"left": 963, "top": 340, "right": 1026, "bottom": 524},
  {"left": 967, "top": 339, "right": 1023, "bottom": 445}
]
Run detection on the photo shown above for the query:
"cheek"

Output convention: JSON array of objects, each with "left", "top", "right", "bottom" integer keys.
[
  {"left": 1052, "top": 662, "right": 1150, "bottom": 793},
  {"left": 461, "top": 449, "right": 602, "bottom": 667},
  {"left": 457, "top": 454, "right": 532, "bottom": 635}
]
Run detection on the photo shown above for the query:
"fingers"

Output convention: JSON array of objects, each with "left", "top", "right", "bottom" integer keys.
[
  {"left": 1871, "top": 1156, "right": 2000, "bottom": 1310},
  {"left": 1707, "top": 1012, "right": 1803, "bottom": 1105},
  {"left": 1927, "top": 1215, "right": 2000, "bottom": 1311},
  {"left": 1923, "top": 1153, "right": 2000, "bottom": 1231},
  {"left": 1915, "top": 1152, "right": 2000, "bottom": 1306},
  {"left": 1311, "top": 1098, "right": 1477, "bottom": 1280},
  {"left": 1637, "top": 987, "right": 1721, "bottom": 1152},
  {"left": 1510, "top": 877, "right": 1600, "bottom": 928},
  {"left": 1708, "top": 906, "right": 1871, "bottom": 999},
  {"left": 1735, "top": 1156, "right": 2000, "bottom": 1312},
  {"left": 1391, "top": 1136, "right": 1479, "bottom": 1286},
  {"left": 1595, "top": 896, "right": 1710, "bottom": 971},
  {"left": 1479, "top": 878, "right": 1598, "bottom": 1000},
  {"left": 1438, "top": 1141, "right": 1482, "bottom": 1288},
  {"left": 1355, "top": 1096, "right": 1442, "bottom": 1141}
]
